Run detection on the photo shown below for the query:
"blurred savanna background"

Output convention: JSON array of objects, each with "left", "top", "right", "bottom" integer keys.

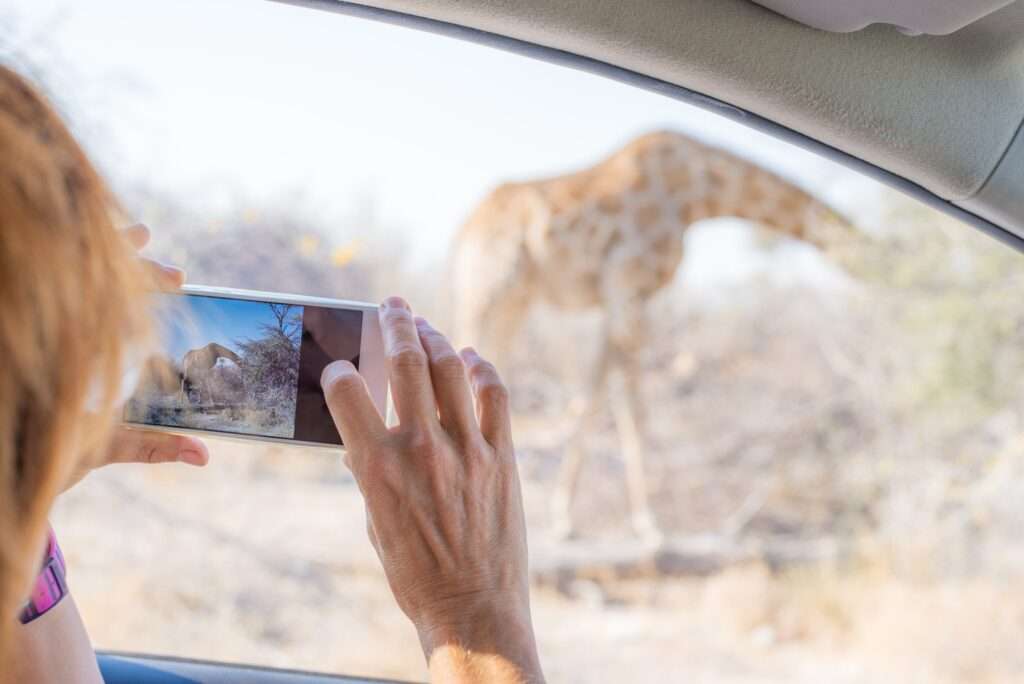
[{"left": 6, "top": 1, "right": 1024, "bottom": 682}]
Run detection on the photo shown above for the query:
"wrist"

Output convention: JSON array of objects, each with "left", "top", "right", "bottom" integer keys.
[
  {"left": 415, "top": 595, "right": 544, "bottom": 683},
  {"left": 19, "top": 526, "right": 69, "bottom": 625}
]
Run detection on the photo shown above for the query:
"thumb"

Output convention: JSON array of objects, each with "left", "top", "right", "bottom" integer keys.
[{"left": 108, "top": 427, "right": 209, "bottom": 466}]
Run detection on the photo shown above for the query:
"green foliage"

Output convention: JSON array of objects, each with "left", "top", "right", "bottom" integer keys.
[{"left": 845, "top": 196, "right": 1024, "bottom": 420}]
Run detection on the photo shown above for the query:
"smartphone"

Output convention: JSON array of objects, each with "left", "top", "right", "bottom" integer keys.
[{"left": 123, "top": 285, "right": 386, "bottom": 448}]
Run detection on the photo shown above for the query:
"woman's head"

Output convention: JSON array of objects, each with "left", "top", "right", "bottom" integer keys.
[{"left": 0, "top": 65, "right": 152, "bottom": 634}]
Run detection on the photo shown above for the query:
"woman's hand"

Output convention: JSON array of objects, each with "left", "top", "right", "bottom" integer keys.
[
  {"left": 123, "top": 223, "right": 186, "bottom": 290},
  {"left": 62, "top": 224, "right": 208, "bottom": 491},
  {"left": 63, "top": 427, "right": 209, "bottom": 491},
  {"left": 321, "top": 297, "right": 544, "bottom": 684}
]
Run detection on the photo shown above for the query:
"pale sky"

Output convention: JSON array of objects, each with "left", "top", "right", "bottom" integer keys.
[{"left": 4, "top": 0, "right": 884, "bottom": 282}]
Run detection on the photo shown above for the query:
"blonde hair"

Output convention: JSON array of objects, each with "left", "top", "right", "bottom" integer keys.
[{"left": 0, "top": 66, "right": 152, "bottom": 649}]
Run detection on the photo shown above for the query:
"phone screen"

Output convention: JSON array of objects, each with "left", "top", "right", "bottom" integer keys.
[{"left": 124, "top": 292, "right": 363, "bottom": 445}]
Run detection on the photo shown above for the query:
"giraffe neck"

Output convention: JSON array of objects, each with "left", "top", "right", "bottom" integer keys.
[{"left": 620, "top": 131, "right": 839, "bottom": 247}]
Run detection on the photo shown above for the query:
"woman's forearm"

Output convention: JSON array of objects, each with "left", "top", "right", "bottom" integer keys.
[{"left": 8, "top": 595, "right": 103, "bottom": 684}]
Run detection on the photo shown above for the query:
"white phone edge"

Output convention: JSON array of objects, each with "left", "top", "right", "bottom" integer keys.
[{"left": 124, "top": 284, "right": 389, "bottom": 450}]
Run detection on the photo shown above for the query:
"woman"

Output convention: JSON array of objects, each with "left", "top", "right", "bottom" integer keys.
[{"left": 0, "top": 65, "right": 545, "bottom": 683}]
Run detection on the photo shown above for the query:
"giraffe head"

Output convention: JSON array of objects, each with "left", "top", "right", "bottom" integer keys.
[
  {"left": 786, "top": 200, "right": 860, "bottom": 266},
  {"left": 800, "top": 200, "right": 859, "bottom": 257},
  {"left": 743, "top": 184, "right": 857, "bottom": 256}
]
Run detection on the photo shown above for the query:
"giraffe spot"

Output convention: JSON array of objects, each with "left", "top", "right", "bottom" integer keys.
[
  {"left": 779, "top": 191, "right": 808, "bottom": 214},
  {"left": 708, "top": 157, "right": 736, "bottom": 188},
  {"left": 650, "top": 240, "right": 683, "bottom": 279},
  {"left": 629, "top": 171, "right": 651, "bottom": 193},
  {"left": 546, "top": 188, "right": 571, "bottom": 208},
  {"left": 556, "top": 222, "right": 580, "bottom": 246},
  {"left": 750, "top": 169, "right": 772, "bottom": 187},
  {"left": 664, "top": 166, "right": 692, "bottom": 193},
  {"left": 635, "top": 203, "right": 662, "bottom": 229},
  {"left": 660, "top": 253, "right": 683, "bottom": 280},
  {"left": 652, "top": 232, "right": 678, "bottom": 255},
  {"left": 749, "top": 192, "right": 778, "bottom": 222},
  {"left": 745, "top": 181, "right": 766, "bottom": 205},
  {"left": 589, "top": 219, "right": 618, "bottom": 248},
  {"left": 657, "top": 142, "right": 678, "bottom": 160},
  {"left": 679, "top": 203, "right": 700, "bottom": 224},
  {"left": 683, "top": 199, "right": 718, "bottom": 223},
  {"left": 704, "top": 198, "right": 724, "bottom": 218},
  {"left": 547, "top": 181, "right": 586, "bottom": 208},
  {"left": 582, "top": 270, "right": 601, "bottom": 295},
  {"left": 597, "top": 194, "right": 624, "bottom": 214},
  {"left": 646, "top": 142, "right": 678, "bottom": 168}
]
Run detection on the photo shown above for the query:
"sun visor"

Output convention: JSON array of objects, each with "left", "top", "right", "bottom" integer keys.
[{"left": 749, "top": 0, "right": 1017, "bottom": 35}]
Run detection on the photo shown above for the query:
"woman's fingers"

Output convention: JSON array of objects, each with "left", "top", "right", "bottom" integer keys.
[
  {"left": 108, "top": 427, "right": 209, "bottom": 466},
  {"left": 460, "top": 347, "right": 512, "bottom": 450},
  {"left": 415, "top": 317, "right": 477, "bottom": 438},
  {"left": 123, "top": 223, "right": 151, "bottom": 250},
  {"left": 140, "top": 257, "right": 186, "bottom": 289},
  {"left": 379, "top": 297, "right": 437, "bottom": 428},
  {"left": 121, "top": 223, "right": 185, "bottom": 289},
  {"left": 321, "top": 360, "right": 389, "bottom": 468}
]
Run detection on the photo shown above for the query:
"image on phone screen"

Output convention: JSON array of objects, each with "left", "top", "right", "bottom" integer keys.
[{"left": 124, "top": 293, "right": 363, "bottom": 445}]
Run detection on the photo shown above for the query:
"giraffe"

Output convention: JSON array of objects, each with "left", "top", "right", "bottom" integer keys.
[
  {"left": 451, "top": 130, "right": 854, "bottom": 541},
  {"left": 180, "top": 342, "right": 244, "bottom": 406}
]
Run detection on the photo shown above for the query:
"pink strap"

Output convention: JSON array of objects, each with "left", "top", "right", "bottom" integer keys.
[{"left": 19, "top": 526, "right": 68, "bottom": 624}]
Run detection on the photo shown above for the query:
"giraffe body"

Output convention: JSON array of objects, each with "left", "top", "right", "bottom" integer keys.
[{"left": 452, "top": 130, "right": 853, "bottom": 539}]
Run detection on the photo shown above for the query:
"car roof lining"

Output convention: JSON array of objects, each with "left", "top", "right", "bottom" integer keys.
[
  {"left": 269, "top": 0, "right": 1024, "bottom": 251},
  {"left": 750, "top": 0, "right": 1018, "bottom": 35}
]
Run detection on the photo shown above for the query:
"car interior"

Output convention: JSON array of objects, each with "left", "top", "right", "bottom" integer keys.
[{"left": 25, "top": 0, "right": 1023, "bottom": 681}]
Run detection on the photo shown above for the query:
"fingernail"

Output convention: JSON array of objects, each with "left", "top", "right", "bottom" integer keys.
[
  {"left": 321, "top": 359, "right": 357, "bottom": 387},
  {"left": 163, "top": 265, "right": 186, "bottom": 280},
  {"left": 380, "top": 296, "right": 409, "bottom": 311},
  {"left": 414, "top": 316, "right": 430, "bottom": 328},
  {"left": 181, "top": 436, "right": 209, "bottom": 458},
  {"left": 180, "top": 449, "right": 208, "bottom": 466}
]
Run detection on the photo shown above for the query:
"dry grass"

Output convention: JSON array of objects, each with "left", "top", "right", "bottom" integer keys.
[{"left": 55, "top": 444, "right": 1024, "bottom": 684}]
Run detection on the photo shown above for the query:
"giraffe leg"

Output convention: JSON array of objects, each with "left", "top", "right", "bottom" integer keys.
[
  {"left": 609, "top": 349, "right": 661, "bottom": 543},
  {"left": 550, "top": 338, "right": 612, "bottom": 541},
  {"left": 598, "top": 250, "right": 662, "bottom": 541},
  {"left": 550, "top": 391, "right": 602, "bottom": 540}
]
